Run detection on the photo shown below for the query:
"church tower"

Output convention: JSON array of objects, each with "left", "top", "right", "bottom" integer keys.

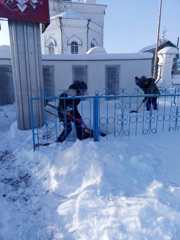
[{"left": 41, "top": 0, "right": 107, "bottom": 54}]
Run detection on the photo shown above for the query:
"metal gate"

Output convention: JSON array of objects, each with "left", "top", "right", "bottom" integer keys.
[{"left": 30, "top": 90, "right": 180, "bottom": 150}]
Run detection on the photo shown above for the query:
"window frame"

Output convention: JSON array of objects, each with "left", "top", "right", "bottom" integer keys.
[
  {"left": 105, "top": 65, "right": 120, "bottom": 95},
  {"left": 72, "top": 65, "right": 88, "bottom": 85},
  {"left": 71, "top": 41, "right": 79, "bottom": 54}
]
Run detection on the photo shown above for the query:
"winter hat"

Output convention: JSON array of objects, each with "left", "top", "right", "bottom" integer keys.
[
  {"left": 141, "top": 76, "right": 147, "bottom": 80},
  {"left": 69, "top": 81, "right": 87, "bottom": 94}
]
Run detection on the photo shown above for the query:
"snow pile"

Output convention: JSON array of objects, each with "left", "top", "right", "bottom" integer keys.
[
  {"left": 46, "top": 139, "right": 180, "bottom": 239},
  {"left": 1, "top": 104, "right": 180, "bottom": 239},
  {"left": 0, "top": 104, "right": 16, "bottom": 133}
]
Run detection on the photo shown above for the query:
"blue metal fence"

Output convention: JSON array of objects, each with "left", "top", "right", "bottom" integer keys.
[{"left": 30, "top": 89, "right": 180, "bottom": 150}]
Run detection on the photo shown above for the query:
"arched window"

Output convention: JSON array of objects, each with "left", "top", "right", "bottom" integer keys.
[
  {"left": 71, "top": 41, "right": 79, "bottom": 54},
  {"left": 48, "top": 42, "right": 55, "bottom": 55},
  {"left": 45, "top": 37, "right": 57, "bottom": 55},
  {"left": 91, "top": 39, "right": 98, "bottom": 48},
  {"left": 171, "top": 55, "right": 180, "bottom": 75},
  {"left": 91, "top": 42, "right": 95, "bottom": 48}
]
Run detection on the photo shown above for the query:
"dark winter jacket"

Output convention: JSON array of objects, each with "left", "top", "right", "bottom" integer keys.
[
  {"left": 136, "top": 77, "right": 160, "bottom": 94},
  {"left": 58, "top": 89, "right": 81, "bottom": 120},
  {"left": 142, "top": 78, "right": 160, "bottom": 95},
  {"left": 135, "top": 76, "right": 160, "bottom": 103}
]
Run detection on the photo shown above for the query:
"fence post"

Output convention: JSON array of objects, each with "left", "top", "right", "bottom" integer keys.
[{"left": 93, "top": 94, "right": 100, "bottom": 141}]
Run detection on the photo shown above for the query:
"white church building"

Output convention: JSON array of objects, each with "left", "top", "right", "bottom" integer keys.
[
  {"left": 0, "top": 0, "right": 180, "bottom": 105},
  {"left": 42, "top": 0, "right": 107, "bottom": 55}
]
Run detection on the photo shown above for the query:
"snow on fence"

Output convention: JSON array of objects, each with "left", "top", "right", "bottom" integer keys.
[{"left": 30, "top": 89, "right": 180, "bottom": 150}]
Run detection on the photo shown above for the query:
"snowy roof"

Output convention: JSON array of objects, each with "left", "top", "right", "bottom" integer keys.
[
  {"left": 64, "top": 0, "right": 107, "bottom": 8},
  {"left": 158, "top": 46, "right": 179, "bottom": 55},
  {"left": 140, "top": 39, "right": 177, "bottom": 53},
  {"left": 42, "top": 52, "right": 153, "bottom": 61},
  {"left": 86, "top": 47, "right": 107, "bottom": 55},
  {"left": 51, "top": 9, "right": 84, "bottom": 20},
  {"left": 0, "top": 45, "right": 152, "bottom": 61}
]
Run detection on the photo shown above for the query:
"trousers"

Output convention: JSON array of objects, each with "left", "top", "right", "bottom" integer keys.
[
  {"left": 57, "top": 109, "right": 93, "bottom": 142},
  {"left": 146, "top": 97, "right": 158, "bottom": 111}
]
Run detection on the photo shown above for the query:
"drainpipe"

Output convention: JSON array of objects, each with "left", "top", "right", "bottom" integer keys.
[
  {"left": 59, "top": 17, "right": 64, "bottom": 53},
  {"left": 87, "top": 19, "right": 91, "bottom": 51}
]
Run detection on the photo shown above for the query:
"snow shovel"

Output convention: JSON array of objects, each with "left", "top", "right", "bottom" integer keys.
[{"left": 130, "top": 100, "right": 145, "bottom": 113}]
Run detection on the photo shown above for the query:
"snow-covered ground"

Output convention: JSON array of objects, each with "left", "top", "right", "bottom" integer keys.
[{"left": 1, "top": 104, "right": 180, "bottom": 239}]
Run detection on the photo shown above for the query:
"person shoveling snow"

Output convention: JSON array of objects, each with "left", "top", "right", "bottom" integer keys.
[
  {"left": 130, "top": 76, "right": 160, "bottom": 113},
  {"left": 46, "top": 81, "right": 106, "bottom": 144}
]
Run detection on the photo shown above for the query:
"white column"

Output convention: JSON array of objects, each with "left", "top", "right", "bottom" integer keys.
[
  {"left": 9, "top": 21, "right": 44, "bottom": 130},
  {"left": 158, "top": 47, "right": 178, "bottom": 87}
]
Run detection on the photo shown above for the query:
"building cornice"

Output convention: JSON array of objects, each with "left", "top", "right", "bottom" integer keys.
[{"left": 64, "top": 2, "right": 107, "bottom": 8}]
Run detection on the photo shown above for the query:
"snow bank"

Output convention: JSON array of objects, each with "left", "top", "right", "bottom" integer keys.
[{"left": 1, "top": 104, "right": 180, "bottom": 239}]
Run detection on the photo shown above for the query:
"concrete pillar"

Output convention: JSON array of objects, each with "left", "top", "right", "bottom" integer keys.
[{"left": 9, "top": 21, "right": 44, "bottom": 130}]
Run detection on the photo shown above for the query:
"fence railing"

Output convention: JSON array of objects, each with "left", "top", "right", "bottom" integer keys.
[{"left": 30, "top": 90, "right": 180, "bottom": 150}]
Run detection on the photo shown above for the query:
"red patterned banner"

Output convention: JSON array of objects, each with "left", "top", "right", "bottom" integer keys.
[{"left": 0, "top": 0, "right": 49, "bottom": 24}]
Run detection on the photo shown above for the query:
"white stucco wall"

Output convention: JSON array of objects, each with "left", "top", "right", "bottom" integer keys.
[
  {"left": 41, "top": 53, "right": 152, "bottom": 95},
  {"left": 158, "top": 47, "right": 179, "bottom": 87},
  {"left": 49, "top": 0, "right": 63, "bottom": 17},
  {"left": 42, "top": 16, "right": 103, "bottom": 54},
  {"left": 42, "top": 0, "right": 106, "bottom": 54},
  {"left": 61, "top": 18, "right": 88, "bottom": 54},
  {"left": 88, "top": 21, "right": 103, "bottom": 48},
  {"left": 64, "top": 2, "right": 106, "bottom": 27},
  {"left": 0, "top": 50, "right": 152, "bottom": 96},
  {"left": 41, "top": 18, "right": 62, "bottom": 54}
]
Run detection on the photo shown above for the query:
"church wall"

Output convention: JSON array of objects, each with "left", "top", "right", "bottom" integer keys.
[
  {"left": 41, "top": 55, "right": 152, "bottom": 95},
  {"left": 88, "top": 22, "right": 103, "bottom": 48},
  {"left": 49, "top": 0, "right": 63, "bottom": 16},
  {"left": 0, "top": 54, "right": 152, "bottom": 101},
  {"left": 64, "top": 2, "right": 106, "bottom": 26},
  {"left": 61, "top": 19, "right": 88, "bottom": 54},
  {"left": 41, "top": 18, "right": 62, "bottom": 54},
  {"left": 43, "top": 1, "right": 106, "bottom": 54}
]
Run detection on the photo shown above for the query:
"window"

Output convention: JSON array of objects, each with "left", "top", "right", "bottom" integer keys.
[
  {"left": 43, "top": 66, "right": 55, "bottom": 97},
  {"left": 91, "top": 39, "right": 98, "bottom": 48},
  {"left": 48, "top": 42, "right": 55, "bottom": 55},
  {"left": 71, "top": 41, "right": 79, "bottom": 54},
  {"left": 91, "top": 42, "right": 95, "bottom": 48},
  {"left": 105, "top": 65, "right": 120, "bottom": 95},
  {"left": 172, "top": 56, "right": 180, "bottom": 75},
  {"left": 72, "top": 65, "right": 88, "bottom": 84},
  {"left": 46, "top": 38, "right": 57, "bottom": 55}
]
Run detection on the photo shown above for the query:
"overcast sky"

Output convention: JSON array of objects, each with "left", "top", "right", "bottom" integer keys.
[{"left": 0, "top": 0, "right": 180, "bottom": 53}]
